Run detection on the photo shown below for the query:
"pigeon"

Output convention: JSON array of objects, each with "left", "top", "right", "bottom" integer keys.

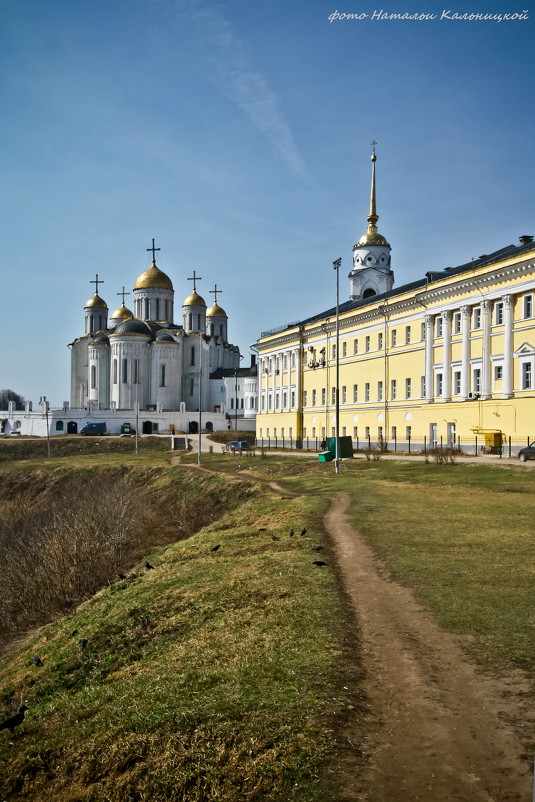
[
  {"left": 145, "top": 561, "right": 155, "bottom": 570},
  {"left": 312, "top": 561, "right": 327, "bottom": 567},
  {"left": 258, "top": 528, "right": 267, "bottom": 531},
  {"left": 71, "top": 629, "right": 78, "bottom": 637},
  {"left": 0, "top": 705, "right": 28, "bottom": 735},
  {"left": 289, "top": 529, "right": 294, "bottom": 537},
  {"left": 300, "top": 528, "right": 307, "bottom": 536},
  {"left": 33, "top": 656, "right": 44, "bottom": 667},
  {"left": 211, "top": 544, "right": 221, "bottom": 552},
  {"left": 79, "top": 638, "right": 88, "bottom": 649},
  {"left": 270, "top": 534, "right": 280, "bottom": 541},
  {"left": 312, "top": 546, "right": 324, "bottom": 552},
  {"left": 118, "top": 573, "right": 127, "bottom": 580}
]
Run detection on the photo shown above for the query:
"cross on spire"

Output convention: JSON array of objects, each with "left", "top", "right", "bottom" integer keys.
[
  {"left": 147, "top": 238, "right": 160, "bottom": 264},
  {"left": 117, "top": 286, "right": 130, "bottom": 305},
  {"left": 371, "top": 139, "right": 377, "bottom": 155},
  {"left": 187, "top": 270, "right": 202, "bottom": 292},
  {"left": 209, "top": 284, "right": 222, "bottom": 304},
  {"left": 90, "top": 274, "right": 104, "bottom": 296}
]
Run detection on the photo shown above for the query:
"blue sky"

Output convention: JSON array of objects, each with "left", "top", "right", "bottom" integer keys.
[{"left": 1, "top": 0, "right": 533, "bottom": 405}]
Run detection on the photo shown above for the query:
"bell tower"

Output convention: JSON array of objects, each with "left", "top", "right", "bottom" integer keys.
[{"left": 349, "top": 143, "right": 394, "bottom": 301}]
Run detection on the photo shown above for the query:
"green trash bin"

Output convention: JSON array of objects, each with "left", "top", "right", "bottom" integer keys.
[{"left": 318, "top": 450, "right": 335, "bottom": 462}]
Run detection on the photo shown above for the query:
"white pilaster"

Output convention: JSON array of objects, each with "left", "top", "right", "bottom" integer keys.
[
  {"left": 425, "top": 315, "right": 434, "bottom": 402},
  {"left": 502, "top": 294, "right": 514, "bottom": 398},
  {"left": 482, "top": 299, "right": 491, "bottom": 399},
  {"left": 441, "top": 310, "right": 452, "bottom": 401},
  {"left": 461, "top": 305, "right": 471, "bottom": 399}
]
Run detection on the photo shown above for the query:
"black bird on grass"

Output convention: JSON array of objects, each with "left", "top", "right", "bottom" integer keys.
[
  {"left": 145, "top": 561, "right": 155, "bottom": 570},
  {"left": 211, "top": 544, "right": 221, "bottom": 552},
  {"left": 71, "top": 629, "right": 78, "bottom": 637},
  {"left": 33, "top": 656, "right": 44, "bottom": 667},
  {"left": 118, "top": 573, "right": 127, "bottom": 580},
  {"left": 0, "top": 705, "right": 28, "bottom": 735},
  {"left": 270, "top": 534, "right": 280, "bottom": 541},
  {"left": 79, "top": 638, "right": 88, "bottom": 650},
  {"left": 300, "top": 528, "right": 307, "bottom": 536},
  {"left": 289, "top": 529, "right": 294, "bottom": 537},
  {"left": 312, "top": 560, "right": 327, "bottom": 567},
  {"left": 312, "top": 546, "right": 324, "bottom": 552}
]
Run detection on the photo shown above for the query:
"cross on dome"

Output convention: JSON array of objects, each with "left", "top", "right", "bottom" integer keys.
[
  {"left": 210, "top": 284, "right": 222, "bottom": 303},
  {"left": 90, "top": 274, "right": 104, "bottom": 295},
  {"left": 187, "top": 270, "right": 202, "bottom": 291},
  {"left": 117, "top": 286, "right": 131, "bottom": 305},
  {"left": 146, "top": 238, "right": 161, "bottom": 264}
]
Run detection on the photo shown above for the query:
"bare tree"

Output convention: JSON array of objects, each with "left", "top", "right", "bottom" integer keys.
[{"left": 0, "top": 389, "right": 25, "bottom": 410}]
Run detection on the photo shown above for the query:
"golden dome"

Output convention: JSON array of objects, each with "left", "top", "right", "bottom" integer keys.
[
  {"left": 85, "top": 294, "right": 108, "bottom": 309},
  {"left": 183, "top": 290, "right": 206, "bottom": 307},
  {"left": 356, "top": 227, "right": 391, "bottom": 247},
  {"left": 110, "top": 303, "right": 134, "bottom": 320},
  {"left": 133, "top": 260, "right": 173, "bottom": 290},
  {"left": 206, "top": 302, "right": 227, "bottom": 317}
]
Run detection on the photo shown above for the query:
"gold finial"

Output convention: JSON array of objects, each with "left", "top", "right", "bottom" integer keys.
[{"left": 355, "top": 142, "right": 390, "bottom": 248}]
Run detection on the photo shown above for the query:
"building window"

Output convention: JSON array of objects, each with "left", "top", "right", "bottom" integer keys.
[
  {"left": 322, "top": 388, "right": 326, "bottom": 405},
  {"left": 453, "top": 312, "right": 461, "bottom": 334},
  {"left": 275, "top": 393, "right": 280, "bottom": 409},
  {"left": 122, "top": 358, "right": 128, "bottom": 384},
  {"left": 331, "top": 427, "right": 336, "bottom": 437},
  {"left": 473, "top": 368, "right": 481, "bottom": 393},
  {"left": 190, "top": 379, "right": 194, "bottom": 396},
  {"left": 283, "top": 391, "right": 287, "bottom": 407},
  {"left": 134, "top": 359, "right": 139, "bottom": 384},
  {"left": 321, "top": 426, "right": 325, "bottom": 438},
  {"left": 421, "top": 376, "right": 426, "bottom": 397},
  {"left": 405, "top": 326, "right": 411, "bottom": 344},
  {"left": 353, "top": 339, "right": 359, "bottom": 354},
  {"left": 378, "top": 381, "right": 383, "bottom": 401},
  {"left": 155, "top": 298, "right": 160, "bottom": 320},
  {"left": 332, "top": 344, "right": 337, "bottom": 359},
  {"left": 303, "top": 390, "right": 308, "bottom": 406},
  {"left": 145, "top": 299, "right": 150, "bottom": 319},
  {"left": 342, "top": 386, "right": 347, "bottom": 403},
  {"left": 391, "top": 379, "right": 397, "bottom": 399},
  {"left": 113, "top": 359, "right": 118, "bottom": 384},
  {"left": 311, "top": 427, "right": 316, "bottom": 439},
  {"left": 378, "top": 426, "right": 383, "bottom": 440},
  {"left": 342, "top": 341, "right": 347, "bottom": 357},
  {"left": 494, "top": 302, "right": 504, "bottom": 325},
  {"left": 353, "top": 426, "right": 358, "bottom": 439},
  {"left": 421, "top": 322, "right": 426, "bottom": 340},
  {"left": 190, "top": 346, "right": 195, "bottom": 366},
  {"left": 391, "top": 329, "right": 397, "bottom": 346},
  {"left": 353, "top": 384, "right": 358, "bottom": 402},
  {"left": 391, "top": 425, "right": 397, "bottom": 440},
  {"left": 90, "top": 365, "right": 96, "bottom": 389},
  {"left": 365, "top": 426, "right": 370, "bottom": 439},
  {"left": 268, "top": 394, "right": 272, "bottom": 409},
  {"left": 524, "top": 294, "right": 533, "bottom": 319},
  {"left": 454, "top": 371, "right": 461, "bottom": 394},
  {"left": 261, "top": 394, "right": 265, "bottom": 410},
  {"left": 406, "top": 425, "right": 412, "bottom": 440},
  {"left": 473, "top": 307, "right": 482, "bottom": 329},
  {"left": 436, "top": 373, "right": 443, "bottom": 396},
  {"left": 230, "top": 398, "right": 234, "bottom": 409},
  {"left": 342, "top": 426, "right": 347, "bottom": 436},
  {"left": 291, "top": 391, "right": 295, "bottom": 407},
  {"left": 159, "top": 364, "right": 166, "bottom": 387},
  {"left": 365, "top": 336, "right": 370, "bottom": 352},
  {"left": 312, "top": 389, "right": 316, "bottom": 406},
  {"left": 331, "top": 387, "right": 336, "bottom": 404},
  {"left": 406, "top": 378, "right": 411, "bottom": 398},
  {"left": 56, "top": 420, "right": 64, "bottom": 432},
  {"left": 378, "top": 332, "right": 383, "bottom": 349},
  {"left": 522, "top": 362, "right": 532, "bottom": 389},
  {"left": 365, "top": 383, "right": 370, "bottom": 401},
  {"left": 435, "top": 317, "right": 443, "bottom": 337},
  {"left": 494, "top": 365, "right": 503, "bottom": 381}
]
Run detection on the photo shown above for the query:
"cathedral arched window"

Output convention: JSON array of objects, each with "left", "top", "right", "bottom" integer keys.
[
  {"left": 145, "top": 299, "right": 150, "bottom": 319},
  {"left": 113, "top": 359, "right": 118, "bottom": 384},
  {"left": 134, "top": 359, "right": 139, "bottom": 384},
  {"left": 188, "top": 313, "right": 192, "bottom": 330},
  {"left": 197, "top": 314, "right": 201, "bottom": 330},
  {"left": 165, "top": 300, "right": 169, "bottom": 320},
  {"left": 55, "top": 420, "right": 64, "bottom": 431},
  {"left": 122, "top": 358, "right": 128, "bottom": 383},
  {"left": 156, "top": 299, "right": 160, "bottom": 320},
  {"left": 190, "top": 346, "right": 195, "bottom": 366},
  {"left": 90, "top": 365, "right": 96, "bottom": 389},
  {"left": 160, "top": 364, "right": 166, "bottom": 387}
]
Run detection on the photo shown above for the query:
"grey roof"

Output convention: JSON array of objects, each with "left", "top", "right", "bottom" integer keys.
[
  {"left": 113, "top": 319, "right": 161, "bottom": 336},
  {"left": 210, "top": 364, "right": 258, "bottom": 380}
]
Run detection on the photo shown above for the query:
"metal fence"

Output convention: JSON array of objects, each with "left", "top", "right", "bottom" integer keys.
[{"left": 255, "top": 435, "right": 535, "bottom": 458}]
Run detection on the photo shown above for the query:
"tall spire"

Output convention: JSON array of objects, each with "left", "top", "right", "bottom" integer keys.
[{"left": 357, "top": 142, "right": 390, "bottom": 247}]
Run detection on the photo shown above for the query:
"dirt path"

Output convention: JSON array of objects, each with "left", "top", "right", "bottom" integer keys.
[{"left": 324, "top": 492, "right": 533, "bottom": 802}]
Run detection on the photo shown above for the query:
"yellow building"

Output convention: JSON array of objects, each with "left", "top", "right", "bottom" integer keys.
[{"left": 253, "top": 152, "right": 535, "bottom": 454}]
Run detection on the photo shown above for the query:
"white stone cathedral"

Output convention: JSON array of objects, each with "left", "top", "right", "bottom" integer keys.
[{"left": 67, "top": 242, "right": 257, "bottom": 434}]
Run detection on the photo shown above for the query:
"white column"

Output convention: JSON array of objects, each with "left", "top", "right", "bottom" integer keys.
[
  {"left": 502, "top": 294, "right": 514, "bottom": 398},
  {"left": 482, "top": 299, "right": 491, "bottom": 399},
  {"left": 425, "top": 314, "right": 434, "bottom": 402},
  {"left": 441, "top": 310, "right": 452, "bottom": 401},
  {"left": 460, "top": 305, "right": 471, "bottom": 399}
]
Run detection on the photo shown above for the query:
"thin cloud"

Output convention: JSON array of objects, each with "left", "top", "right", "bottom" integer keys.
[{"left": 183, "top": 0, "right": 307, "bottom": 178}]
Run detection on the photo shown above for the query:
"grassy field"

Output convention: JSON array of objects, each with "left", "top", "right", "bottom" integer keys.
[
  {"left": 1, "top": 450, "right": 534, "bottom": 799},
  {"left": 0, "top": 461, "right": 362, "bottom": 801}
]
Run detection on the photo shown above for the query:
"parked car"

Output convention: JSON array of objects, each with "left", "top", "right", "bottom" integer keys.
[
  {"left": 80, "top": 422, "right": 107, "bottom": 436},
  {"left": 518, "top": 443, "right": 535, "bottom": 462},
  {"left": 224, "top": 440, "right": 250, "bottom": 453}
]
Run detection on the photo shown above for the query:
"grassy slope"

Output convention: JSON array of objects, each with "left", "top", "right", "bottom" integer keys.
[{"left": 0, "top": 462, "right": 361, "bottom": 802}]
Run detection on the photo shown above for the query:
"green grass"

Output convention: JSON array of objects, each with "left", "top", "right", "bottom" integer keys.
[{"left": 0, "top": 463, "right": 361, "bottom": 801}]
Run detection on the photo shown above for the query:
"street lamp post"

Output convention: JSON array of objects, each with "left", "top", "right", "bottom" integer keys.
[
  {"left": 333, "top": 258, "right": 342, "bottom": 474},
  {"left": 198, "top": 337, "right": 202, "bottom": 465}
]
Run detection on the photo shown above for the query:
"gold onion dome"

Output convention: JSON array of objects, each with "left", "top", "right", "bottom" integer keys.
[
  {"left": 85, "top": 294, "right": 108, "bottom": 309},
  {"left": 133, "top": 260, "right": 173, "bottom": 290},
  {"left": 206, "top": 302, "right": 227, "bottom": 317},
  {"left": 356, "top": 150, "right": 390, "bottom": 249},
  {"left": 111, "top": 302, "right": 134, "bottom": 320},
  {"left": 183, "top": 290, "right": 206, "bottom": 307}
]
